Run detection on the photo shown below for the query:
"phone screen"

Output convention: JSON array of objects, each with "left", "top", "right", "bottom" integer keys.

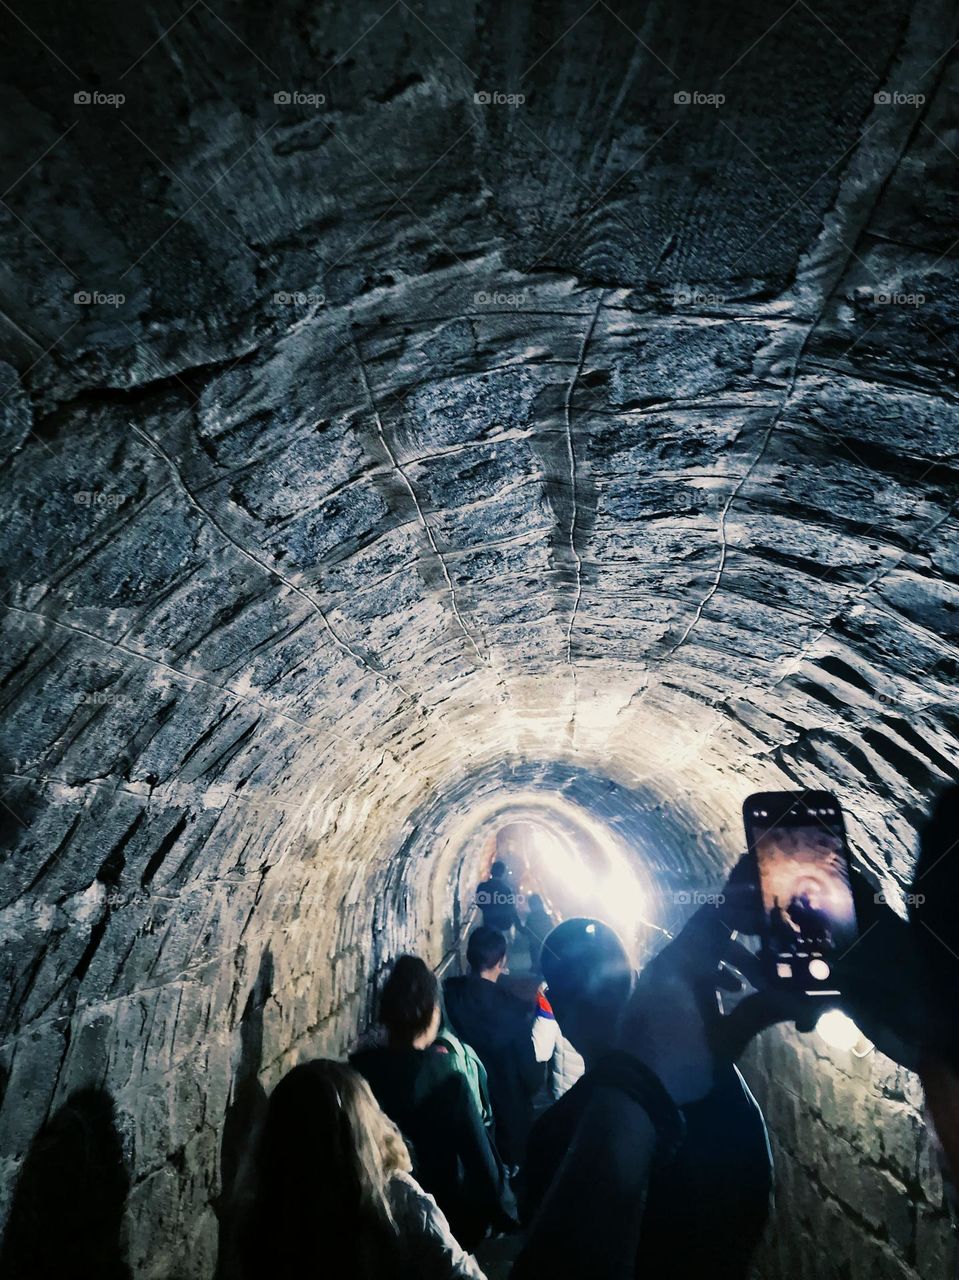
[{"left": 743, "top": 791, "right": 858, "bottom": 995}]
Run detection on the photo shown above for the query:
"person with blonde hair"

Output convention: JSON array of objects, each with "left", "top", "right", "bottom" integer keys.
[{"left": 241, "top": 1059, "right": 486, "bottom": 1279}]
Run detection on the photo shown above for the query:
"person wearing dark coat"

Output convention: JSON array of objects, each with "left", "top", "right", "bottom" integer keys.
[
  {"left": 350, "top": 955, "right": 515, "bottom": 1251},
  {"left": 443, "top": 928, "right": 544, "bottom": 1168},
  {"left": 476, "top": 860, "right": 522, "bottom": 935},
  {"left": 519, "top": 918, "right": 772, "bottom": 1280}
]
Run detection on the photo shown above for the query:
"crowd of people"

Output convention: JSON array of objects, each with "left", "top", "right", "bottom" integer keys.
[{"left": 233, "top": 787, "right": 959, "bottom": 1279}]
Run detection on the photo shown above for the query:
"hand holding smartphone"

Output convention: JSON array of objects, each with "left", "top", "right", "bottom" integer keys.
[{"left": 743, "top": 791, "right": 859, "bottom": 997}]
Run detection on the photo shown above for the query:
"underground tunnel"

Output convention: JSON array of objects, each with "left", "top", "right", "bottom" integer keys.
[{"left": 0, "top": 0, "right": 958, "bottom": 1276}]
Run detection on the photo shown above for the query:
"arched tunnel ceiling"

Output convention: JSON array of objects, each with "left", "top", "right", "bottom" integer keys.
[{"left": 2, "top": 0, "right": 959, "bottom": 913}]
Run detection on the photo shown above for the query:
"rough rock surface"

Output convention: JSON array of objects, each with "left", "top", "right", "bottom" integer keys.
[{"left": 0, "top": 1, "right": 957, "bottom": 1276}]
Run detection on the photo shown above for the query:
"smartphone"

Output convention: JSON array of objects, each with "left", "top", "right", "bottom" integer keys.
[{"left": 743, "top": 791, "right": 859, "bottom": 995}]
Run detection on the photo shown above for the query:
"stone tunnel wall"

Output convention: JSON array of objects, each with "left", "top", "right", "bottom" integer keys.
[
  {"left": 743, "top": 1029, "right": 955, "bottom": 1280},
  {"left": 2, "top": 0, "right": 959, "bottom": 1276},
  {"left": 0, "top": 750, "right": 455, "bottom": 1278}
]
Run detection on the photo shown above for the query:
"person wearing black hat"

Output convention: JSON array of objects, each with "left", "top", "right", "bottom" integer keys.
[{"left": 518, "top": 917, "right": 772, "bottom": 1280}]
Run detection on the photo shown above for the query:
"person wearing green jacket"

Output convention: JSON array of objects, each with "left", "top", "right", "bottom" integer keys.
[{"left": 351, "top": 955, "right": 517, "bottom": 1251}]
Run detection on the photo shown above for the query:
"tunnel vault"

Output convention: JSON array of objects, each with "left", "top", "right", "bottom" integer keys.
[{"left": 1, "top": 0, "right": 959, "bottom": 1275}]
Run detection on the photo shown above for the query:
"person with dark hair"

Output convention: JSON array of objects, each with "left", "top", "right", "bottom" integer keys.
[
  {"left": 537, "top": 920, "right": 633, "bottom": 1063},
  {"left": 837, "top": 784, "right": 959, "bottom": 1200},
  {"left": 240, "top": 1059, "right": 486, "bottom": 1279},
  {"left": 350, "top": 955, "right": 515, "bottom": 1250},
  {"left": 443, "top": 928, "right": 544, "bottom": 1168},
  {"left": 466, "top": 926, "right": 509, "bottom": 976},
  {"left": 476, "top": 860, "right": 522, "bottom": 935},
  {"left": 379, "top": 957, "right": 496, "bottom": 1134},
  {"left": 518, "top": 918, "right": 772, "bottom": 1279},
  {"left": 378, "top": 953, "right": 443, "bottom": 1044}
]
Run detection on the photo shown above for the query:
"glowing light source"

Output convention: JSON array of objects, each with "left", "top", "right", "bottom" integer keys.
[
  {"left": 525, "top": 823, "right": 647, "bottom": 946},
  {"left": 816, "top": 1009, "right": 862, "bottom": 1052},
  {"left": 597, "top": 861, "right": 647, "bottom": 941}
]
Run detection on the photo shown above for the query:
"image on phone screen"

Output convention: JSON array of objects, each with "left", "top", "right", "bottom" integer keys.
[{"left": 744, "top": 792, "right": 858, "bottom": 994}]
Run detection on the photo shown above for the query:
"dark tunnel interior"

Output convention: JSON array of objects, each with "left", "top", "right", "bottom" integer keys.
[{"left": 1, "top": 0, "right": 958, "bottom": 1276}]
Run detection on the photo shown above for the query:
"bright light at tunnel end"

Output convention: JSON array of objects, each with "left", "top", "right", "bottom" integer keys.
[{"left": 527, "top": 823, "right": 648, "bottom": 949}]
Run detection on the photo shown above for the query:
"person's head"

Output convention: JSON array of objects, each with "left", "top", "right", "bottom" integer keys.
[
  {"left": 527, "top": 893, "right": 545, "bottom": 914},
  {"left": 540, "top": 918, "right": 634, "bottom": 1063},
  {"left": 251, "top": 1060, "right": 410, "bottom": 1274},
  {"left": 490, "top": 859, "right": 508, "bottom": 880},
  {"left": 379, "top": 955, "right": 441, "bottom": 1048},
  {"left": 467, "top": 926, "right": 508, "bottom": 981}
]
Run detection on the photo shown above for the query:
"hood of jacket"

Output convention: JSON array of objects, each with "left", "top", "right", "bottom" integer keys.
[{"left": 443, "top": 974, "right": 531, "bottom": 1050}]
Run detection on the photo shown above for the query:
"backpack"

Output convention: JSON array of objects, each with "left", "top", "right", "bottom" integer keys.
[{"left": 434, "top": 1025, "right": 495, "bottom": 1131}]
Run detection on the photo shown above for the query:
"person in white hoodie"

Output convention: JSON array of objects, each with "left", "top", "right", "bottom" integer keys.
[{"left": 240, "top": 1058, "right": 486, "bottom": 1280}]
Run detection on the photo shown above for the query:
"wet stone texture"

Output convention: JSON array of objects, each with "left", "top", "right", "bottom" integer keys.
[{"left": 0, "top": 0, "right": 958, "bottom": 1276}]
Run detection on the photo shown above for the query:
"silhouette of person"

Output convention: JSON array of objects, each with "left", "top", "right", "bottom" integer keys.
[
  {"left": 215, "top": 948, "right": 273, "bottom": 1279},
  {"left": 0, "top": 1087, "right": 131, "bottom": 1280},
  {"left": 769, "top": 896, "right": 800, "bottom": 953},
  {"left": 514, "top": 849, "right": 833, "bottom": 1280},
  {"left": 476, "top": 861, "right": 522, "bottom": 936},
  {"left": 788, "top": 893, "right": 831, "bottom": 949}
]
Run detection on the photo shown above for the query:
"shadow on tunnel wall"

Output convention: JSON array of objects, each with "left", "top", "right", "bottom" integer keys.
[
  {"left": 0, "top": 1086, "right": 131, "bottom": 1280},
  {"left": 214, "top": 947, "right": 273, "bottom": 1280}
]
